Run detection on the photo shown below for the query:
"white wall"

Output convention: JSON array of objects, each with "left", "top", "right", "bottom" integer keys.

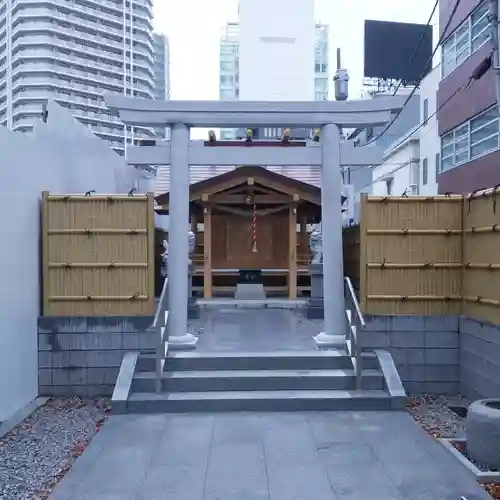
[
  {"left": 372, "top": 137, "right": 420, "bottom": 196},
  {"left": 0, "top": 101, "right": 131, "bottom": 422},
  {"left": 239, "top": 0, "right": 315, "bottom": 101},
  {"left": 419, "top": 66, "right": 440, "bottom": 196}
]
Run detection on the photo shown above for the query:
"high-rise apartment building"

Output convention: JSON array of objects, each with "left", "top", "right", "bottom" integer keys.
[
  {"left": 153, "top": 33, "right": 170, "bottom": 139},
  {"left": 219, "top": 1, "right": 329, "bottom": 140},
  {"left": 153, "top": 33, "right": 170, "bottom": 100},
  {"left": 0, "top": 0, "right": 157, "bottom": 155}
]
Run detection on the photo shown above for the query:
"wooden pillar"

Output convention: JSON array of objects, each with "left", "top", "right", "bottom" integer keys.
[
  {"left": 203, "top": 197, "right": 212, "bottom": 298},
  {"left": 190, "top": 214, "right": 197, "bottom": 233},
  {"left": 288, "top": 199, "right": 298, "bottom": 299}
]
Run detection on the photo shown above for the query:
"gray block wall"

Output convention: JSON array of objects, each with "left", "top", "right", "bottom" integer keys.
[
  {"left": 363, "top": 315, "right": 460, "bottom": 395},
  {"left": 38, "top": 316, "right": 156, "bottom": 397},
  {"left": 459, "top": 317, "right": 500, "bottom": 400}
]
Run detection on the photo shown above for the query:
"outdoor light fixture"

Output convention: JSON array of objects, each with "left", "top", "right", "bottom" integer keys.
[
  {"left": 245, "top": 128, "right": 253, "bottom": 142},
  {"left": 244, "top": 194, "right": 253, "bottom": 204},
  {"left": 312, "top": 129, "right": 320, "bottom": 142},
  {"left": 282, "top": 128, "right": 291, "bottom": 143},
  {"left": 208, "top": 130, "right": 216, "bottom": 142}
]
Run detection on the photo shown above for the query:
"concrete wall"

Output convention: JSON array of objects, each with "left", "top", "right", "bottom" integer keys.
[
  {"left": 0, "top": 100, "right": 133, "bottom": 422},
  {"left": 38, "top": 316, "right": 155, "bottom": 397},
  {"left": 364, "top": 315, "right": 460, "bottom": 395},
  {"left": 364, "top": 314, "right": 500, "bottom": 399},
  {"left": 459, "top": 316, "right": 500, "bottom": 400}
]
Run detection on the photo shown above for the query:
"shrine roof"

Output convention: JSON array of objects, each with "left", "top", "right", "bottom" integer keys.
[
  {"left": 155, "top": 165, "right": 324, "bottom": 206},
  {"left": 154, "top": 164, "right": 321, "bottom": 198}
]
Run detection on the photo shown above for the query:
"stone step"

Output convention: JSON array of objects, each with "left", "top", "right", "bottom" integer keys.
[
  {"left": 136, "top": 351, "right": 378, "bottom": 372},
  {"left": 126, "top": 389, "right": 396, "bottom": 413},
  {"left": 131, "top": 368, "right": 385, "bottom": 393}
]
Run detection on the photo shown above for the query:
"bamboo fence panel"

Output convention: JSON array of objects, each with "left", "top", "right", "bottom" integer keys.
[
  {"left": 342, "top": 225, "right": 360, "bottom": 291},
  {"left": 359, "top": 194, "right": 463, "bottom": 315},
  {"left": 42, "top": 192, "right": 156, "bottom": 316},
  {"left": 463, "top": 187, "right": 500, "bottom": 323}
]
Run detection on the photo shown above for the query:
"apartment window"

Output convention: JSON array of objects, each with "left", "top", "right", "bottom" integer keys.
[
  {"left": 441, "top": 1, "right": 490, "bottom": 78},
  {"left": 315, "top": 78, "right": 328, "bottom": 91},
  {"left": 422, "top": 158, "right": 428, "bottom": 185},
  {"left": 385, "top": 178, "right": 393, "bottom": 195},
  {"left": 423, "top": 98, "right": 429, "bottom": 125},
  {"left": 440, "top": 106, "right": 499, "bottom": 172},
  {"left": 220, "top": 61, "right": 233, "bottom": 71},
  {"left": 435, "top": 152, "right": 440, "bottom": 178}
]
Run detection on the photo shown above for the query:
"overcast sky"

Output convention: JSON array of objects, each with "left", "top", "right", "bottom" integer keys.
[{"left": 153, "top": 0, "right": 439, "bottom": 102}]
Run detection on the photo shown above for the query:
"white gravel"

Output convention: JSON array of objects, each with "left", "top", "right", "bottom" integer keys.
[
  {"left": 0, "top": 397, "right": 110, "bottom": 500},
  {"left": 407, "top": 393, "right": 470, "bottom": 438}
]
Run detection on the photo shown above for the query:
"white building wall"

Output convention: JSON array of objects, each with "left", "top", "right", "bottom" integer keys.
[
  {"left": 0, "top": 101, "right": 132, "bottom": 422},
  {"left": 238, "top": 0, "right": 315, "bottom": 101},
  {"left": 372, "top": 137, "right": 420, "bottom": 196},
  {"left": 419, "top": 66, "right": 440, "bottom": 195}
]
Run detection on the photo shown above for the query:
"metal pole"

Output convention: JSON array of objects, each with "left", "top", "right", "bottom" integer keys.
[
  {"left": 489, "top": 0, "right": 500, "bottom": 113},
  {"left": 314, "top": 123, "right": 346, "bottom": 348},
  {"left": 168, "top": 123, "right": 198, "bottom": 349}
]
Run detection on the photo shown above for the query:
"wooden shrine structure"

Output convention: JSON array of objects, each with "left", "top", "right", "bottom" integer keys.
[{"left": 155, "top": 166, "right": 322, "bottom": 299}]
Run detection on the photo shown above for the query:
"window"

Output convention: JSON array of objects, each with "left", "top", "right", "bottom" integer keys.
[
  {"left": 435, "top": 152, "right": 440, "bottom": 179},
  {"left": 441, "top": 1, "right": 490, "bottom": 78},
  {"left": 422, "top": 158, "right": 428, "bottom": 185},
  {"left": 220, "top": 61, "right": 233, "bottom": 71},
  {"left": 315, "top": 78, "right": 328, "bottom": 91},
  {"left": 385, "top": 178, "right": 393, "bottom": 195},
  {"left": 440, "top": 105, "right": 499, "bottom": 172},
  {"left": 423, "top": 98, "right": 429, "bottom": 125}
]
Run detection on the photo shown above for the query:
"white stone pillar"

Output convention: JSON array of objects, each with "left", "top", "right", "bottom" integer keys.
[
  {"left": 168, "top": 123, "right": 198, "bottom": 349},
  {"left": 314, "top": 123, "right": 346, "bottom": 349}
]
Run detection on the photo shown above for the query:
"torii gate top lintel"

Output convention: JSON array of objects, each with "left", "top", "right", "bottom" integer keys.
[{"left": 104, "top": 94, "right": 408, "bottom": 129}]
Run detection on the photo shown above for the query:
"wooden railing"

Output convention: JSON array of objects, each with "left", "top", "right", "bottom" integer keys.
[
  {"left": 152, "top": 277, "right": 169, "bottom": 392},
  {"left": 344, "top": 276, "right": 365, "bottom": 390}
]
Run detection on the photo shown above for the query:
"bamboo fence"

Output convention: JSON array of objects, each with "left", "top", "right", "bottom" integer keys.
[
  {"left": 41, "top": 192, "right": 156, "bottom": 316},
  {"left": 462, "top": 187, "right": 500, "bottom": 324},
  {"left": 358, "top": 193, "right": 464, "bottom": 315}
]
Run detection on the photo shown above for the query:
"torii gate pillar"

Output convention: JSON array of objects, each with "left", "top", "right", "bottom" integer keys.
[{"left": 314, "top": 123, "right": 345, "bottom": 348}]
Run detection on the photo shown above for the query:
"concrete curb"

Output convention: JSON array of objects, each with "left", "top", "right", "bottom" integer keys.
[
  {"left": 111, "top": 351, "right": 140, "bottom": 414},
  {"left": 438, "top": 438, "right": 500, "bottom": 484},
  {"left": 373, "top": 349, "right": 407, "bottom": 410},
  {"left": 0, "top": 397, "right": 49, "bottom": 439}
]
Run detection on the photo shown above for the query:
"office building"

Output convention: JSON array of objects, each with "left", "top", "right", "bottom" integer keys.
[
  {"left": 218, "top": 0, "right": 329, "bottom": 140},
  {"left": 438, "top": 0, "right": 496, "bottom": 193},
  {"left": 0, "top": 0, "right": 157, "bottom": 154}
]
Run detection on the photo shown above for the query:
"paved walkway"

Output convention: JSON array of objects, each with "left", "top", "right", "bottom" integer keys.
[
  {"left": 190, "top": 308, "right": 323, "bottom": 352},
  {"left": 49, "top": 411, "right": 490, "bottom": 500}
]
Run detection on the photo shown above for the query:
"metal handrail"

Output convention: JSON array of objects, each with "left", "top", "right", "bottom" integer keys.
[
  {"left": 153, "top": 277, "right": 169, "bottom": 393},
  {"left": 344, "top": 276, "right": 365, "bottom": 390}
]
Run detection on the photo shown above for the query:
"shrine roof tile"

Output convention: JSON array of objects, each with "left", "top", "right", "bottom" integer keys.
[{"left": 154, "top": 165, "right": 321, "bottom": 197}]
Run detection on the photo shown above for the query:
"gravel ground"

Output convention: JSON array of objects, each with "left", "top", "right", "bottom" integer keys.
[
  {"left": 406, "top": 393, "right": 470, "bottom": 438},
  {"left": 407, "top": 394, "right": 500, "bottom": 500},
  {"left": 0, "top": 397, "right": 110, "bottom": 500}
]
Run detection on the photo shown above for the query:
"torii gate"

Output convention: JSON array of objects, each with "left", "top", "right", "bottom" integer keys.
[{"left": 105, "top": 96, "right": 406, "bottom": 349}]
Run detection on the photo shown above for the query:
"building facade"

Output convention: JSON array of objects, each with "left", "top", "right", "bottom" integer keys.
[
  {"left": 153, "top": 33, "right": 170, "bottom": 139},
  {"left": 419, "top": 65, "right": 440, "bottom": 195},
  {"left": 0, "top": 0, "right": 157, "bottom": 154},
  {"left": 344, "top": 89, "right": 420, "bottom": 219},
  {"left": 219, "top": 2, "right": 329, "bottom": 140},
  {"left": 437, "top": 0, "right": 498, "bottom": 193}
]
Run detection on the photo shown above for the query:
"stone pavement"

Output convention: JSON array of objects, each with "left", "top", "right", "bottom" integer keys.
[
  {"left": 191, "top": 308, "right": 323, "bottom": 352},
  {"left": 49, "top": 411, "right": 490, "bottom": 500}
]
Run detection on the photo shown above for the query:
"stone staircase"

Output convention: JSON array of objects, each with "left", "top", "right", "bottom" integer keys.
[{"left": 112, "top": 349, "right": 406, "bottom": 414}]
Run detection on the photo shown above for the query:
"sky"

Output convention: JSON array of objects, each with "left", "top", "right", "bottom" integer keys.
[{"left": 153, "top": 0, "right": 439, "bottom": 102}]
